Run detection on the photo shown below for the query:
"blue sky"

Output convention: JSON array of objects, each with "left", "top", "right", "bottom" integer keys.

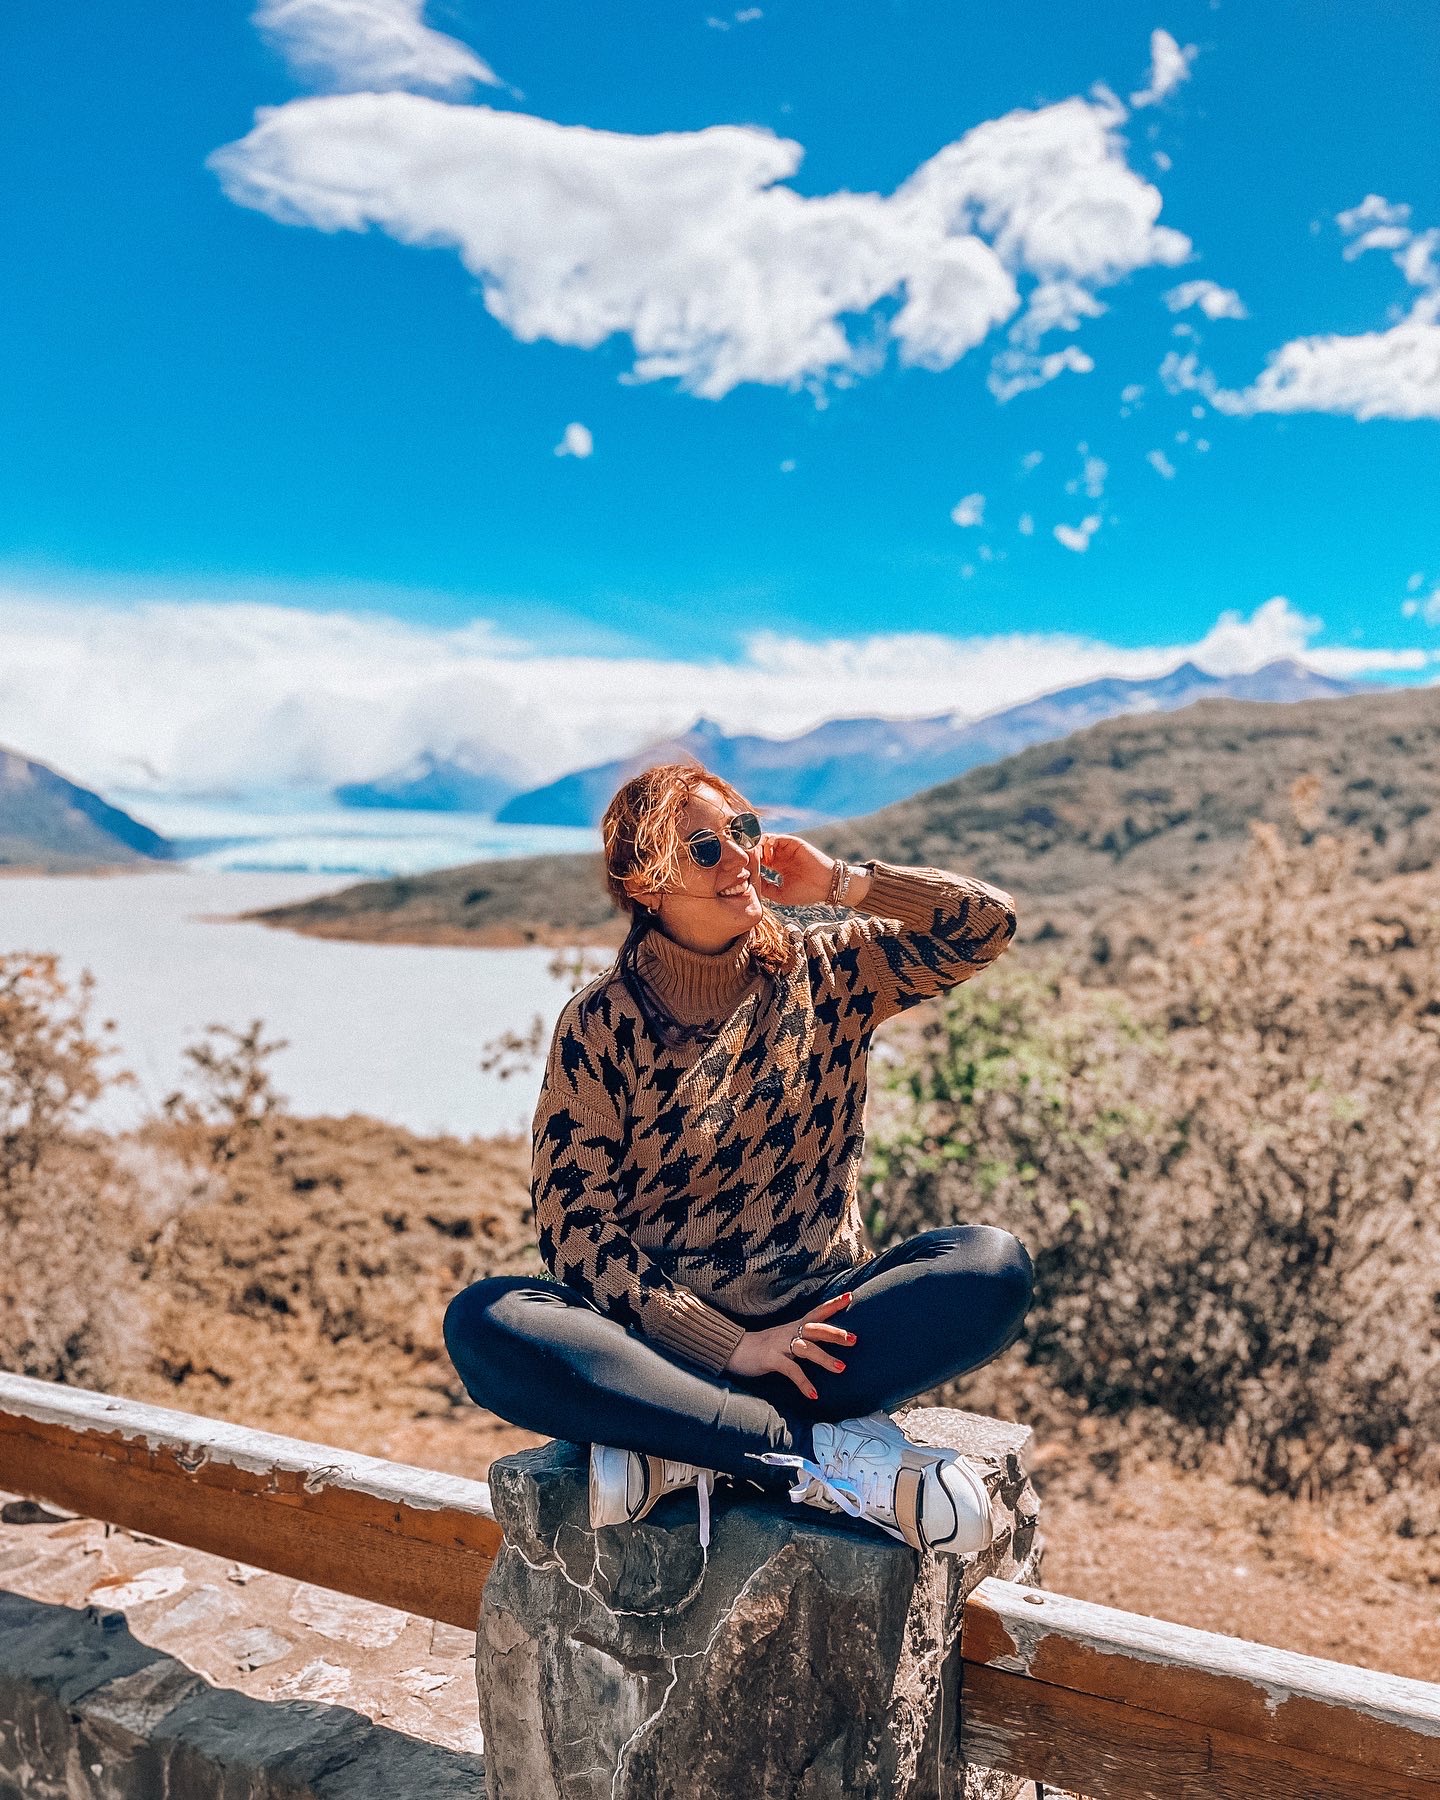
[{"left": 1, "top": 1, "right": 1437, "bottom": 794}]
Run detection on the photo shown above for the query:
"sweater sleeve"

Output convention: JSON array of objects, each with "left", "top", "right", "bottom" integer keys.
[
  {"left": 807, "top": 860, "right": 1016, "bottom": 1032},
  {"left": 530, "top": 1001, "right": 746, "bottom": 1374}
]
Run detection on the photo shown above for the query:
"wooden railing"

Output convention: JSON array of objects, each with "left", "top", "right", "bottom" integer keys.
[
  {"left": 961, "top": 1577, "right": 1440, "bottom": 1799},
  {"left": 2, "top": 1371, "right": 1437, "bottom": 1799},
  {"left": 0, "top": 1371, "right": 500, "bottom": 1628}
]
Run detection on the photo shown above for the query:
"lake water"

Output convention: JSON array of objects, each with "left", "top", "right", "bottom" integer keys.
[{"left": 0, "top": 872, "right": 586, "bottom": 1138}]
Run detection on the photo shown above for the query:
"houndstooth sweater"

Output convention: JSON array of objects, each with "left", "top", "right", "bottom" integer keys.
[{"left": 530, "top": 861, "right": 1016, "bottom": 1373}]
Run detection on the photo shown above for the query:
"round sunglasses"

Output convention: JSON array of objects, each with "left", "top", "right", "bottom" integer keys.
[{"left": 684, "top": 810, "right": 763, "bottom": 868}]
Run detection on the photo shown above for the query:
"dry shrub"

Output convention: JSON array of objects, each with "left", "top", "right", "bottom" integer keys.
[
  {"left": 0, "top": 953, "right": 142, "bottom": 1385},
  {"left": 866, "top": 826, "right": 1440, "bottom": 1528}
]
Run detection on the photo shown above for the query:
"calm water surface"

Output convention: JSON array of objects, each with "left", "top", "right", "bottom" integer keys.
[{"left": 0, "top": 872, "right": 578, "bottom": 1137}]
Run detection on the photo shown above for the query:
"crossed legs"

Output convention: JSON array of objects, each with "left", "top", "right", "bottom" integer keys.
[{"left": 443, "top": 1225, "right": 1032, "bottom": 1484}]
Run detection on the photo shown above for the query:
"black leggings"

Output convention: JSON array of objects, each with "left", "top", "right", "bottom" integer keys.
[{"left": 444, "top": 1226, "right": 1033, "bottom": 1483}]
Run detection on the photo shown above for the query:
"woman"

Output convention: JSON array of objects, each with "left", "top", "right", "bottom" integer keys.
[{"left": 445, "top": 763, "right": 1032, "bottom": 1556}]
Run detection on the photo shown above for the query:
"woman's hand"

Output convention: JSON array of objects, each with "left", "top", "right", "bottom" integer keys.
[
  {"left": 723, "top": 1292, "right": 855, "bottom": 1400},
  {"left": 758, "top": 833, "right": 837, "bottom": 908}
]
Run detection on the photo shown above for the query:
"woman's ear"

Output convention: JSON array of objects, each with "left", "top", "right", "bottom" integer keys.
[{"left": 631, "top": 886, "right": 661, "bottom": 914}]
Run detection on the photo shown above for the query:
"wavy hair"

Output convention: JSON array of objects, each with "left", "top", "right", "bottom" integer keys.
[{"left": 600, "top": 761, "right": 792, "bottom": 975}]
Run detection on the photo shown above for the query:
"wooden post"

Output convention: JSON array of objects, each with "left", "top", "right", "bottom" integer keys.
[
  {"left": 960, "top": 1578, "right": 1440, "bottom": 1799},
  {"left": 0, "top": 1372, "right": 501, "bottom": 1628}
]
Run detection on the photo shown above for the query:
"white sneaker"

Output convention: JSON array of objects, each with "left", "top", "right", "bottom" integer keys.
[
  {"left": 758, "top": 1413, "right": 992, "bottom": 1556},
  {"left": 589, "top": 1444, "right": 717, "bottom": 1546}
]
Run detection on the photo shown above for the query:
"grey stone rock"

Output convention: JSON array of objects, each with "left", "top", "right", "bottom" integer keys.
[
  {"left": 476, "top": 1408, "right": 1040, "bottom": 1800},
  {"left": 0, "top": 1590, "right": 486, "bottom": 1799}
]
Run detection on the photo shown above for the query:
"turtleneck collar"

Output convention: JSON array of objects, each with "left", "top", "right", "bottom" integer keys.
[{"left": 634, "top": 926, "right": 758, "bottom": 1026}]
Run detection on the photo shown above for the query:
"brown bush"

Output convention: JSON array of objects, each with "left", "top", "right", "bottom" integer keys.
[
  {"left": 866, "top": 826, "right": 1440, "bottom": 1527},
  {"left": 0, "top": 953, "right": 142, "bottom": 1385}
]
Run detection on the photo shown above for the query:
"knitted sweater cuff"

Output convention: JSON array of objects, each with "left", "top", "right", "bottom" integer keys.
[
  {"left": 858, "top": 860, "right": 965, "bottom": 931},
  {"left": 648, "top": 1289, "right": 747, "bottom": 1374}
]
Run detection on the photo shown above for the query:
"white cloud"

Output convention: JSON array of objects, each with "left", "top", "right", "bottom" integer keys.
[
  {"left": 950, "top": 492, "right": 985, "bottom": 527},
  {"left": 707, "top": 7, "right": 762, "bottom": 26},
  {"left": 1205, "top": 294, "right": 1440, "bottom": 422},
  {"left": 1183, "top": 196, "right": 1440, "bottom": 422},
  {"left": 1054, "top": 514, "right": 1102, "bottom": 552},
  {"left": 1403, "top": 587, "right": 1440, "bottom": 626},
  {"left": 554, "top": 421, "right": 593, "bottom": 458},
  {"left": 1337, "top": 194, "right": 1411, "bottom": 233},
  {"left": 988, "top": 345, "right": 1095, "bottom": 403},
  {"left": 1164, "top": 278, "right": 1247, "bottom": 320},
  {"left": 254, "top": 0, "right": 499, "bottom": 96},
  {"left": 1019, "top": 450, "right": 1044, "bottom": 471},
  {"left": 1407, "top": 571, "right": 1425, "bottom": 593},
  {"left": 2, "top": 591, "right": 1423, "bottom": 799},
  {"left": 212, "top": 76, "right": 1189, "bottom": 400},
  {"left": 1130, "top": 29, "right": 1196, "bottom": 108},
  {"left": 1008, "top": 278, "right": 1106, "bottom": 348},
  {"left": 1017, "top": 512, "right": 1035, "bottom": 535},
  {"left": 1147, "top": 448, "right": 1176, "bottom": 478}
]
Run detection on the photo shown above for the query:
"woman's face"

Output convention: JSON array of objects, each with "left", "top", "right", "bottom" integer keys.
[{"left": 642, "top": 783, "right": 765, "bottom": 952}]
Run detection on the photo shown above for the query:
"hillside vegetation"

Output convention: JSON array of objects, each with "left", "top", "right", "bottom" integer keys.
[{"left": 255, "top": 684, "right": 1440, "bottom": 946}]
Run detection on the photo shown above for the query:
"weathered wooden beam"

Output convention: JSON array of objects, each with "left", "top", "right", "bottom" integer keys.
[
  {"left": 961, "top": 1579, "right": 1440, "bottom": 1800},
  {"left": 0, "top": 1373, "right": 500, "bottom": 1629}
]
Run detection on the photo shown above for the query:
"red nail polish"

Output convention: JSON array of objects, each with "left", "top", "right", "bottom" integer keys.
[
  {"left": 845, "top": 1333, "right": 857, "bottom": 1345},
  {"left": 835, "top": 1361, "right": 847, "bottom": 1373},
  {"left": 808, "top": 1387, "right": 818, "bottom": 1400}
]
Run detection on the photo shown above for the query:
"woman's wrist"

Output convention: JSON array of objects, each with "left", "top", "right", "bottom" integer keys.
[{"left": 826, "top": 858, "right": 873, "bottom": 908}]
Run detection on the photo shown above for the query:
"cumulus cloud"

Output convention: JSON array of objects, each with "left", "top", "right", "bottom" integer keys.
[
  {"left": 1054, "top": 514, "right": 1102, "bottom": 552},
  {"left": 1067, "top": 449, "right": 1107, "bottom": 500},
  {"left": 1164, "top": 278, "right": 1247, "bottom": 320},
  {"left": 1147, "top": 448, "right": 1176, "bottom": 478},
  {"left": 1130, "top": 29, "right": 1196, "bottom": 108},
  {"left": 1405, "top": 593, "right": 1435, "bottom": 622},
  {"left": 254, "top": 0, "right": 499, "bottom": 96},
  {"left": 950, "top": 492, "right": 985, "bottom": 527},
  {"left": 988, "top": 345, "right": 1094, "bottom": 403},
  {"left": 2, "top": 591, "right": 1423, "bottom": 799},
  {"left": 554, "top": 421, "right": 593, "bottom": 458},
  {"left": 1196, "top": 294, "right": 1440, "bottom": 422},
  {"left": 211, "top": 75, "right": 1188, "bottom": 399},
  {"left": 1017, "top": 512, "right": 1035, "bottom": 535},
  {"left": 1174, "top": 197, "right": 1440, "bottom": 422}
]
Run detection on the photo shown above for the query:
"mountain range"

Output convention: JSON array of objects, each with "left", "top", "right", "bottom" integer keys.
[
  {"left": 255, "top": 681, "right": 1440, "bottom": 949},
  {"left": 0, "top": 747, "right": 173, "bottom": 872},
  {"left": 418, "top": 659, "right": 1349, "bottom": 827}
]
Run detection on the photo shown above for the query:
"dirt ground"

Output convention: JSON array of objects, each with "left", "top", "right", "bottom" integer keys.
[{"left": 18, "top": 1112, "right": 1440, "bottom": 1687}]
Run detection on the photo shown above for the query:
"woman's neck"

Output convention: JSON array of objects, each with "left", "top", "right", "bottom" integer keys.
[{"left": 635, "top": 925, "right": 756, "bottom": 1025}]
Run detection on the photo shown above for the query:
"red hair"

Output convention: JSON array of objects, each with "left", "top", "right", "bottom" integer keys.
[{"left": 600, "top": 762, "right": 792, "bottom": 973}]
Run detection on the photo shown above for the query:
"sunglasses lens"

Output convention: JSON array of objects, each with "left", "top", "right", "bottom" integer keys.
[
  {"left": 687, "top": 831, "right": 722, "bottom": 867},
  {"left": 731, "top": 812, "right": 761, "bottom": 846}
]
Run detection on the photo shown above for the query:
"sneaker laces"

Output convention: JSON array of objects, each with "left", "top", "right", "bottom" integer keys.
[{"left": 750, "top": 1452, "right": 865, "bottom": 1521}]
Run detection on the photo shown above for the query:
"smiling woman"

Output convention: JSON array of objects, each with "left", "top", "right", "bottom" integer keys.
[{"left": 443, "top": 760, "right": 1032, "bottom": 1559}]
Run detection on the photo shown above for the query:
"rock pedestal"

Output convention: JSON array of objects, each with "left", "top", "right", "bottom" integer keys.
[{"left": 476, "top": 1408, "right": 1041, "bottom": 1800}]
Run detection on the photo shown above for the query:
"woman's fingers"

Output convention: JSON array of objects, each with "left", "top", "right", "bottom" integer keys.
[
  {"left": 805, "top": 1291, "right": 853, "bottom": 1321},
  {"left": 775, "top": 1354, "right": 818, "bottom": 1400},
  {"left": 790, "top": 1334, "right": 845, "bottom": 1375},
  {"left": 798, "top": 1321, "right": 854, "bottom": 1347}
]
